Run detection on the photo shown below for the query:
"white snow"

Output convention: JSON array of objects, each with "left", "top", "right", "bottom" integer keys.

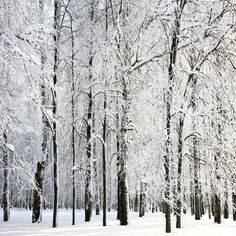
[
  {"left": 0, "top": 209, "right": 235, "bottom": 236},
  {"left": 5, "top": 143, "right": 15, "bottom": 152}
]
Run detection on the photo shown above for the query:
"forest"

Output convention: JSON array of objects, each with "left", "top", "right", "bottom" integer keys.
[{"left": 0, "top": 0, "right": 236, "bottom": 235}]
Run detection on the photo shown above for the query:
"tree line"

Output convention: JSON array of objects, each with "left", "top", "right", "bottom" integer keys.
[{"left": 0, "top": 0, "right": 236, "bottom": 233}]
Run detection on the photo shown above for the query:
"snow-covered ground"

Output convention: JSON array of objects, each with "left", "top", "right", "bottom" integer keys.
[{"left": 0, "top": 209, "right": 235, "bottom": 235}]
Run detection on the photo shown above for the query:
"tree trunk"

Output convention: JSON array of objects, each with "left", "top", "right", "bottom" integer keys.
[
  {"left": 214, "top": 98, "right": 222, "bottom": 224},
  {"left": 134, "top": 191, "right": 138, "bottom": 212},
  {"left": 232, "top": 193, "right": 236, "bottom": 221},
  {"left": 102, "top": 92, "right": 107, "bottom": 226},
  {"left": 32, "top": 161, "right": 46, "bottom": 223},
  {"left": 214, "top": 194, "right": 221, "bottom": 224},
  {"left": 69, "top": 11, "right": 76, "bottom": 226},
  {"left": 116, "top": 98, "right": 121, "bottom": 220},
  {"left": 139, "top": 182, "right": 146, "bottom": 217},
  {"left": 3, "top": 131, "right": 10, "bottom": 222},
  {"left": 93, "top": 132, "right": 100, "bottom": 216},
  {"left": 85, "top": 89, "right": 93, "bottom": 222},
  {"left": 176, "top": 116, "right": 184, "bottom": 228},
  {"left": 119, "top": 85, "right": 129, "bottom": 225},
  {"left": 94, "top": 156, "right": 100, "bottom": 216},
  {"left": 85, "top": 0, "right": 95, "bottom": 221},
  {"left": 52, "top": 0, "right": 60, "bottom": 228},
  {"left": 223, "top": 188, "right": 229, "bottom": 219},
  {"left": 193, "top": 136, "right": 201, "bottom": 220},
  {"left": 32, "top": 0, "right": 49, "bottom": 223},
  {"left": 116, "top": 111, "right": 121, "bottom": 220}
]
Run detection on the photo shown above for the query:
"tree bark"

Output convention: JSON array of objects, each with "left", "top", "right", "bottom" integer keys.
[
  {"left": 119, "top": 79, "right": 129, "bottom": 225},
  {"left": 139, "top": 182, "right": 146, "bottom": 217},
  {"left": 116, "top": 96, "right": 121, "bottom": 220},
  {"left": 32, "top": 0, "right": 49, "bottom": 223},
  {"left": 102, "top": 92, "right": 107, "bottom": 226},
  {"left": 3, "top": 131, "right": 10, "bottom": 222},
  {"left": 52, "top": 0, "right": 60, "bottom": 228},
  {"left": 214, "top": 194, "right": 221, "bottom": 224},
  {"left": 32, "top": 161, "right": 46, "bottom": 223},
  {"left": 134, "top": 191, "right": 138, "bottom": 212},
  {"left": 69, "top": 10, "right": 76, "bottom": 226},
  {"left": 193, "top": 135, "right": 201, "bottom": 220},
  {"left": 232, "top": 193, "right": 236, "bottom": 221},
  {"left": 223, "top": 188, "right": 229, "bottom": 219},
  {"left": 85, "top": 89, "right": 93, "bottom": 222},
  {"left": 176, "top": 116, "right": 184, "bottom": 228}
]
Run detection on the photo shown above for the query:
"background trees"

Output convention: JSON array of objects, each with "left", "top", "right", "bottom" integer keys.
[{"left": 0, "top": 0, "right": 236, "bottom": 233}]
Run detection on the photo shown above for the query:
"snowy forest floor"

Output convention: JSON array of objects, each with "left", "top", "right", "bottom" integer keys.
[{"left": 0, "top": 209, "right": 235, "bottom": 236}]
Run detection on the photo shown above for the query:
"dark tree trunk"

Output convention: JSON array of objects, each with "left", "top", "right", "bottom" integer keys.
[
  {"left": 190, "top": 176, "right": 195, "bottom": 216},
  {"left": 134, "top": 191, "right": 139, "bottom": 212},
  {"left": 52, "top": 0, "right": 60, "bottom": 228},
  {"left": 152, "top": 202, "right": 155, "bottom": 213},
  {"left": 223, "top": 187, "right": 229, "bottom": 219},
  {"left": 102, "top": 93, "right": 107, "bottom": 226},
  {"left": 94, "top": 158, "right": 100, "bottom": 216},
  {"left": 119, "top": 70, "right": 130, "bottom": 226},
  {"left": 214, "top": 194, "right": 221, "bottom": 224},
  {"left": 32, "top": 161, "right": 46, "bottom": 223},
  {"left": 139, "top": 182, "right": 146, "bottom": 217},
  {"left": 3, "top": 131, "right": 10, "bottom": 222},
  {"left": 214, "top": 96, "right": 222, "bottom": 224},
  {"left": 85, "top": 0, "right": 95, "bottom": 221},
  {"left": 69, "top": 11, "right": 76, "bottom": 226},
  {"left": 232, "top": 193, "right": 236, "bottom": 221},
  {"left": 119, "top": 158, "right": 128, "bottom": 225},
  {"left": 193, "top": 136, "right": 201, "bottom": 220},
  {"left": 116, "top": 95, "right": 121, "bottom": 220},
  {"left": 207, "top": 193, "right": 211, "bottom": 219},
  {"left": 176, "top": 116, "right": 184, "bottom": 228},
  {"left": 85, "top": 89, "right": 93, "bottom": 222},
  {"left": 117, "top": 132, "right": 121, "bottom": 220},
  {"left": 119, "top": 110, "right": 129, "bottom": 225},
  {"left": 201, "top": 195, "right": 205, "bottom": 216}
]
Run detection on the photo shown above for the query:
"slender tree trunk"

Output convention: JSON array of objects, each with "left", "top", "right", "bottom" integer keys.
[
  {"left": 94, "top": 156, "right": 100, "bottom": 215},
  {"left": 176, "top": 116, "right": 184, "bottom": 228},
  {"left": 223, "top": 187, "right": 229, "bottom": 219},
  {"left": 69, "top": 12, "right": 76, "bottom": 226},
  {"left": 190, "top": 163, "right": 195, "bottom": 216},
  {"left": 119, "top": 79, "right": 129, "bottom": 225},
  {"left": 102, "top": 93, "right": 107, "bottom": 226},
  {"left": 93, "top": 115, "right": 100, "bottom": 215},
  {"left": 3, "top": 131, "right": 10, "bottom": 222},
  {"left": 232, "top": 193, "right": 236, "bottom": 221},
  {"left": 190, "top": 76, "right": 201, "bottom": 221},
  {"left": 84, "top": 0, "right": 95, "bottom": 221},
  {"left": 139, "top": 182, "right": 146, "bottom": 217},
  {"left": 134, "top": 191, "right": 138, "bottom": 212},
  {"left": 85, "top": 89, "right": 93, "bottom": 222},
  {"left": 116, "top": 99, "right": 121, "bottom": 220},
  {"left": 193, "top": 135, "right": 201, "bottom": 220},
  {"left": 214, "top": 98, "right": 222, "bottom": 224},
  {"left": 52, "top": 0, "right": 60, "bottom": 228}
]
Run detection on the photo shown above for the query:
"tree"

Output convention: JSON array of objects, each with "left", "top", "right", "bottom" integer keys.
[{"left": 52, "top": 0, "right": 61, "bottom": 228}]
